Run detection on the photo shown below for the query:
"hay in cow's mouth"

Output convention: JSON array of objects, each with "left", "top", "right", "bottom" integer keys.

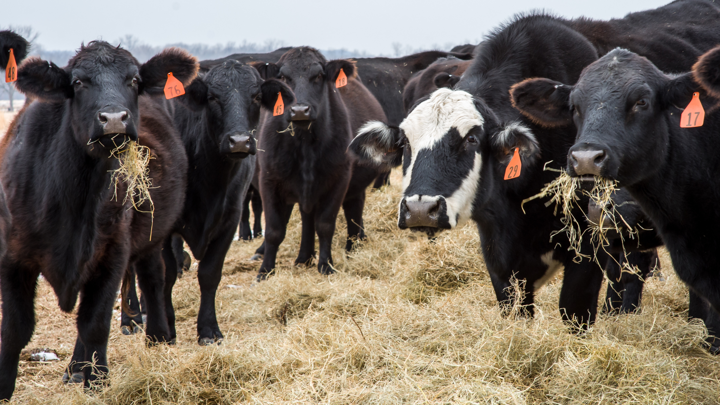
[
  {"left": 521, "top": 167, "right": 635, "bottom": 265},
  {"left": 107, "top": 136, "right": 156, "bottom": 239}
]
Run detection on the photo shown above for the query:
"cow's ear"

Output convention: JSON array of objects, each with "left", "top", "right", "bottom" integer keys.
[
  {"left": 251, "top": 62, "right": 280, "bottom": 80},
  {"left": 658, "top": 72, "right": 704, "bottom": 110},
  {"left": 16, "top": 58, "right": 71, "bottom": 101},
  {"left": 693, "top": 46, "right": 720, "bottom": 99},
  {"left": 175, "top": 76, "right": 208, "bottom": 111},
  {"left": 325, "top": 59, "right": 357, "bottom": 85},
  {"left": 348, "top": 121, "right": 403, "bottom": 169},
  {"left": 260, "top": 79, "right": 295, "bottom": 113},
  {"left": 434, "top": 72, "right": 460, "bottom": 89},
  {"left": 492, "top": 121, "right": 541, "bottom": 165},
  {"left": 0, "top": 30, "right": 30, "bottom": 68},
  {"left": 139, "top": 47, "right": 198, "bottom": 95},
  {"left": 510, "top": 78, "right": 573, "bottom": 127}
]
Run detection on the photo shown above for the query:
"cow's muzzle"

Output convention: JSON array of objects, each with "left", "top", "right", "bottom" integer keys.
[
  {"left": 228, "top": 133, "right": 256, "bottom": 155},
  {"left": 399, "top": 198, "right": 444, "bottom": 229},
  {"left": 290, "top": 104, "right": 311, "bottom": 121},
  {"left": 587, "top": 199, "right": 615, "bottom": 230},
  {"left": 99, "top": 110, "right": 129, "bottom": 135},
  {"left": 569, "top": 148, "right": 607, "bottom": 177}
]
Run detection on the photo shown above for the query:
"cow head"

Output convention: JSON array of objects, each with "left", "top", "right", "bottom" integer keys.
[
  {"left": 15, "top": 42, "right": 197, "bottom": 157},
  {"left": 0, "top": 30, "right": 30, "bottom": 69},
  {"left": 253, "top": 47, "right": 355, "bottom": 124},
  {"left": 179, "top": 60, "right": 294, "bottom": 159},
  {"left": 511, "top": 47, "right": 720, "bottom": 187},
  {"left": 349, "top": 88, "right": 540, "bottom": 235}
]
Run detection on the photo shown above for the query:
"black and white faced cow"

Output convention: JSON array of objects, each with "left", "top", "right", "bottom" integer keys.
[
  {"left": 0, "top": 42, "right": 194, "bottom": 399},
  {"left": 510, "top": 46, "right": 720, "bottom": 351},
  {"left": 251, "top": 47, "right": 387, "bottom": 281},
  {"left": 350, "top": 15, "right": 607, "bottom": 327}
]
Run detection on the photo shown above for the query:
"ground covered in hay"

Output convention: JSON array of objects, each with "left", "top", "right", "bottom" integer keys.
[{"left": 6, "top": 168, "right": 720, "bottom": 404}]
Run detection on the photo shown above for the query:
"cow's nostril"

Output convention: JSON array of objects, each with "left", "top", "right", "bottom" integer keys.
[
  {"left": 594, "top": 152, "right": 606, "bottom": 165},
  {"left": 120, "top": 111, "right": 128, "bottom": 121},
  {"left": 98, "top": 113, "right": 107, "bottom": 124}
]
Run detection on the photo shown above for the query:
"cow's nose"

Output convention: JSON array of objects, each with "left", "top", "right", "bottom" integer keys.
[
  {"left": 402, "top": 198, "right": 441, "bottom": 228},
  {"left": 290, "top": 104, "right": 311, "bottom": 121},
  {"left": 587, "top": 200, "right": 614, "bottom": 229},
  {"left": 228, "top": 133, "right": 255, "bottom": 154},
  {"left": 570, "top": 149, "right": 606, "bottom": 176},
  {"left": 99, "top": 111, "right": 129, "bottom": 134}
]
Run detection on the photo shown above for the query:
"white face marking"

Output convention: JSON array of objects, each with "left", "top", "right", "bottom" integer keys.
[
  {"left": 399, "top": 89, "right": 485, "bottom": 226},
  {"left": 534, "top": 251, "right": 564, "bottom": 290}
]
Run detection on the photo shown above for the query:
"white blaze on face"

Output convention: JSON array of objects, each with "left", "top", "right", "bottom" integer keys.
[{"left": 399, "top": 88, "right": 485, "bottom": 228}]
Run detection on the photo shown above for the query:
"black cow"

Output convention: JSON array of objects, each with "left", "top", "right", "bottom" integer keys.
[
  {"left": 403, "top": 57, "right": 472, "bottom": 114},
  {"left": 450, "top": 44, "right": 477, "bottom": 54},
  {"left": 510, "top": 46, "right": 720, "bottom": 351},
  {"left": 251, "top": 47, "right": 386, "bottom": 280},
  {"left": 349, "top": 2, "right": 720, "bottom": 329},
  {"left": 125, "top": 60, "right": 294, "bottom": 345},
  {"left": 199, "top": 47, "right": 292, "bottom": 71},
  {"left": 0, "top": 42, "right": 196, "bottom": 399},
  {"left": 586, "top": 188, "right": 663, "bottom": 313}
]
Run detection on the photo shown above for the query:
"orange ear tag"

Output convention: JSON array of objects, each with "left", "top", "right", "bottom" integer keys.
[
  {"left": 273, "top": 92, "right": 284, "bottom": 116},
  {"left": 335, "top": 68, "right": 347, "bottom": 88},
  {"left": 504, "top": 148, "right": 522, "bottom": 180},
  {"left": 5, "top": 48, "right": 17, "bottom": 83},
  {"left": 680, "top": 92, "right": 704, "bottom": 128},
  {"left": 164, "top": 72, "right": 185, "bottom": 99}
]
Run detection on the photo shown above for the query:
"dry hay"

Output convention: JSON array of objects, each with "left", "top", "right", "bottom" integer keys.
[{"left": 6, "top": 169, "right": 720, "bottom": 404}]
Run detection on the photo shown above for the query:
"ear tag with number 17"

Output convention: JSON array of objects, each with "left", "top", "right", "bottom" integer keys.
[
  {"left": 5, "top": 48, "right": 17, "bottom": 83},
  {"left": 680, "top": 92, "right": 704, "bottom": 128},
  {"left": 504, "top": 148, "right": 522, "bottom": 180},
  {"left": 164, "top": 72, "right": 185, "bottom": 99}
]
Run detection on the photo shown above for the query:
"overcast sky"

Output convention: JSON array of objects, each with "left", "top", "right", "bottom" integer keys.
[{"left": 3, "top": 0, "right": 668, "bottom": 55}]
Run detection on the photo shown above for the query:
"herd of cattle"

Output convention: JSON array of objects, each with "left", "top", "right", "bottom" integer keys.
[{"left": 1, "top": 0, "right": 720, "bottom": 400}]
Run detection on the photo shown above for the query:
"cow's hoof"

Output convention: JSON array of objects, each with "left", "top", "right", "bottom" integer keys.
[
  {"left": 318, "top": 264, "right": 336, "bottom": 275},
  {"left": 249, "top": 254, "right": 263, "bottom": 261},
  {"left": 198, "top": 337, "right": 223, "bottom": 346},
  {"left": 62, "top": 372, "right": 84, "bottom": 384},
  {"left": 121, "top": 325, "right": 133, "bottom": 335}
]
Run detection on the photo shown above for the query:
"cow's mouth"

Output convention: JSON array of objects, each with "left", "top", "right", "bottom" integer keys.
[
  {"left": 409, "top": 226, "right": 443, "bottom": 238},
  {"left": 90, "top": 133, "right": 134, "bottom": 150}
]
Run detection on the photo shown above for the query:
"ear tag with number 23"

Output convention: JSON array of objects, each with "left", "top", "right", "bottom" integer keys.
[
  {"left": 680, "top": 92, "right": 704, "bottom": 128},
  {"left": 5, "top": 48, "right": 17, "bottom": 83},
  {"left": 504, "top": 148, "right": 522, "bottom": 180},
  {"left": 273, "top": 92, "right": 284, "bottom": 116},
  {"left": 336, "top": 68, "right": 347, "bottom": 88},
  {"left": 164, "top": 72, "right": 185, "bottom": 99}
]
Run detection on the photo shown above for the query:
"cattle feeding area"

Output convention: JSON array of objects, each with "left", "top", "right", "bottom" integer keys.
[{"left": 4, "top": 167, "right": 720, "bottom": 404}]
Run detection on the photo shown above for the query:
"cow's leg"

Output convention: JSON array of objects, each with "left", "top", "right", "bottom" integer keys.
[
  {"left": 488, "top": 270, "right": 514, "bottom": 316},
  {"left": 559, "top": 252, "right": 605, "bottom": 329},
  {"left": 257, "top": 202, "right": 293, "bottom": 281},
  {"left": 619, "top": 251, "right": 654, "bottom": 313},
  {"left": 120, "top": 266, "right": 144, "bottom": 335},
  {"left": 75, "top": 260, "right": 126, "bottom": 387},
  {"left": 196, "top": 224, "right": 237, "bottom": 345},
  {"left": 342, "top": 192, "right": 367, "bottom": 252},
  {"left": 295, "top": 208, "right": 316, "bottom": 266},
  {"left": 161, "top": 237, "right": 179, "bottom": 343},
  {"left": 315, "top": 194, "right": 344, "bottom": 275},
  {"left": 64, "top": 338, "right": 86, "bottom": 384},
  {"left": 372, "top": 171, "right": 391, "bottom": 189},
  {"left": 0, "top": 262, "right": 40, "bottom": 400},
  {"left": 171, "top": 234, "right": 186, "bottom": 277},
  {"left": 239, "top": 189, "right": 254, "bottom": 241},
  {"left": 603, "top": 255, "right": 623, "bottom": 313},
  {"left": 134, "top": 249, "right": 171, "bottom": 344},
  {"left": 251, "top": 188, "right": 264, "bottom": 238}
]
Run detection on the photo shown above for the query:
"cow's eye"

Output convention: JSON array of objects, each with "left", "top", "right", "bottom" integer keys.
[
  {"left": 253, "top": 93, "right": 261, "bottom": 103},
  {"left": 130, "top": 77, "right": 139, "bottom": 87},
  {"left": 466, "top": 135, "right": 478, "bottom": 144},
  {"left": 314, "top": 73, "right": 323, "bottom": 83},
  {"left": 634, "top": 99, "right": 647, "bottom": 109},
  {"left": 73, "top": 79, "right": 82, "bottom": 86},
  {"left": 208, "top": 94, "right": 218, "bottom": 102},
  {"left": 279, "top": 75, "right": 287, "bottom": 83}
]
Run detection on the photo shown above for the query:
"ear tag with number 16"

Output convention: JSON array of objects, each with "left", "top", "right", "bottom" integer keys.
[
  {"left": 680, "top": 92, "right": 704, "bottom": 128},
  {"left": 5, "top": 48, "right": 17, "bottom": 83},
  {"left": 164, "top": 72, "right": 185, "bottom": 99},
  {"left": 504, "top": 148, "right": 522, "bottom": 180}
]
